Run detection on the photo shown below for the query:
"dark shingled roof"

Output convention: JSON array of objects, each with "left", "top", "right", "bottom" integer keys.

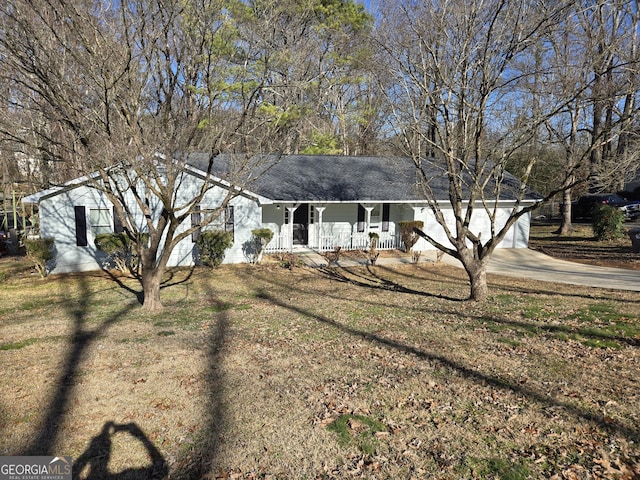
[{"left": 186, "top": 154, "right": 537, "bottom": 203}]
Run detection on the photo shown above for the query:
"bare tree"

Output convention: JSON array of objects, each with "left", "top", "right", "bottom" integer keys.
[
  {"left": 578, "top": 0, "right": 640, "bottom": 194},
  {"left": 0, "top": 0, "right": 296, "bottom": 310},
  {"left": 540, "top": 0, "right": 640, "bottom": 233},
  {"left": 375, "top": 0, "right": 585, "bottom": 300},
  {"left": 536, "top": 15, "right": 595, "bottom": 234}
]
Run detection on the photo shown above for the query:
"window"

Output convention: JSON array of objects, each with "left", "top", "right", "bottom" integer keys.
[
  {"left": 90, "top": 209, "right": 112, "bottom": 237},
  {"left": 192, "top": 205, "right": 235, "bottom": 242},
  {"left": 75, "top": 206, "right": 120, "bottom": 246},
  {"left": 224, "top": 206, "right": 234, "bottom": 236},
  {"left": 191, "top": 206, "right": 202, "bottom": 242}
]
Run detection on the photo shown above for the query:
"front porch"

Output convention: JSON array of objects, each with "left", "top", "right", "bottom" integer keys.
[
  {"left": 264, "top": 230, "right": 403, "bottom": 254},
  {"left": 261, "top": 202, "right": 413, "bottom": 255}
]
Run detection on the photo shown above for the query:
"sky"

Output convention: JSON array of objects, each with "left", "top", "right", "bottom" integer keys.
[{"left": 357, "top": 0, "right": 376, "bottom": 14}]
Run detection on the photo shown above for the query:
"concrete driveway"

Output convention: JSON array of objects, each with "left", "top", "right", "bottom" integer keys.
[
  {"left": 412, "top": 248, "right": 640, "bottom": 292},
  {"left": 478, "top": 248, "right": 640, "bottom": 292},
  {"left": 299, "top": 248, "right": 640, "bottom": 292}
]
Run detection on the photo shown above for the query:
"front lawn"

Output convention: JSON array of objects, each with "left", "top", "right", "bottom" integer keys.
[{"left": 0, "top": 255, "right": 638, "bottom": 479}]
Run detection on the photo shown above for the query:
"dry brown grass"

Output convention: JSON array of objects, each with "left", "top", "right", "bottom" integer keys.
[{"left": 0, "top": 234, "right": 639, "bottom": 479}]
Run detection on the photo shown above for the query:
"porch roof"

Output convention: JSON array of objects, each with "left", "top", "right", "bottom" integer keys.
[{"left": 187, "top": 154, "right": 539, "bottom": 204}]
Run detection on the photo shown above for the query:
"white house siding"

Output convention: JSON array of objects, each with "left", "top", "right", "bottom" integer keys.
[
  {"left": 168, "top": 189, "right": 261, "bottom": 267},
  {"left": 39, "top": 185, "right": 113, "bottom": 273},
  {"left": 34, "top": 175, "right": 532, "bottom": 273},
  {"left": 499, "top": 211, "right": 531, "bottom": 248},
  {"left": 261, "top": 204, "right": 285, "bottom": 249},
  {"left": 412, "top": 205, "right": 531, "bottom": 252},
  {"left": 391, "top": 203, "right": 414, "bottom": 229},
  {"left": 37, "top": 172, "right": 263, "bottom": 273}
]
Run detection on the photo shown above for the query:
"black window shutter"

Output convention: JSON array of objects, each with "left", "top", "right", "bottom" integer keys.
[
  {"left": 225, "top": 206, "right": 234, "bottom": 236},
  {"left": 74, "top": 206, "right": 88, "bottom": 246},
  {"left": 357, "top": 204, "right": 365, "bottom": 233},
  {"left": 113, "top": 206, "right": 124, "bottom": 233},
  {"left": 382, "top": 203, "right": 390, "bottom": 232},
  {"left": 191, "top": 205, "right": 201, "bottom": 242}
]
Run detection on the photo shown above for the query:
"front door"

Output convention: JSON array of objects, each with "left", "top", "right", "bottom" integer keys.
[{"left": 293, "top": 206, "right": 309, "bottom": 245}]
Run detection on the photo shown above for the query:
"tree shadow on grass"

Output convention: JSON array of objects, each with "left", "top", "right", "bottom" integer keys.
[
  {"left": 492, "top": 279, "right": 640, "bottom": 305},
  {"left": 315, "top": 265, "right": 466, "bottom": 302},
  {"left": 253, "top": 265, "right": 640, "bottom": 350},
  {"left": 8, "top": 264, "right": 224, "bottom": 478},
  {"left": 255, "top": 288, "right": 640, "bottom": 443},
  {"left": 315, "top": 260, "right": 634, "bottom": 305},
  {"left": 169, "top": 283, "right": 229, "bottom": 479},
  {"left": 474, "top": 313, "right": 640, "bottom": 349},
  {"left": 20, "top": 276, "right": 143, "bottom": 456}
]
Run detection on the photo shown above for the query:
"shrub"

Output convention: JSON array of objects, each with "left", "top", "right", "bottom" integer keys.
[
  {"left": 592, "top": 204, "right": 625, "bottom": 241},
  {"left": 94, "top": 232, "right": 147, "bottom": 274},
  {"left": 250, "top": 228, "right": 274, "bottom": 264},
  {"left": 277, "top": 252, "right": 303, "bottom": 269},
  {"left": 95, "top": 233, "right": 131, "bottom": 273},
  {"left": 24, "top": 237, "right": 54, "bottom": 278},
  {"left": 196, "top": 230, "right": 233, "bottom": 267},
  {"left": 323, "top": 246, "right": 341, "bottom": 266},
  {"left": 368, "top": 232, "right": 379, "bottom": 249},
  {"left": 367, "top": 232, "right": 380, "bottom": 264},
  {"left": 252, "top": 228, "right": 274, "bottom": 246},
  {"left": 398, "top": 221, "right": 424, "bottom": 252}
]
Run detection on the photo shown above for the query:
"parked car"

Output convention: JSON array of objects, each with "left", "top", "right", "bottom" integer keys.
[{"left": 571, "top": 193, "right": 640, "bottom": 221}]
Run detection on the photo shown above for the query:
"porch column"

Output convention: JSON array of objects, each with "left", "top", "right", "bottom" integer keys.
[
  {"left": 315, "top": 206, "right": 326, "bottom": 251},
  {"left": 286, "top": 205, "right": 298, "bottom": 251},
  {"left": 364, "top": 206, "right": 375, "bottom": 231}
]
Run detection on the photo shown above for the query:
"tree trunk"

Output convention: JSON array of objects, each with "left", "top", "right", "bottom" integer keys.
[
  {"left": 459, "top": 249, "right": 490, "bottom": 301},
  {"left": 467, "top": 264, "right": 489, "bottom": 301},
  {"left": 590, "top": 73, "right": 604, "bottom": 193},
  {"left": 141, "top": 266, "right": 164, "bottom": 312},
  {"left": 557, "top": 188, "right": 573, "bottom": 235}
]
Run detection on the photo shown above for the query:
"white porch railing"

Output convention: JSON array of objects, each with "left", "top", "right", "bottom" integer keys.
[
  {"left": 318, "top": 232, "right": 402, "bottom": 252},
  {"left": 264, "top": 233, "right": 291, "bottom": 253},
  {"left": 265, "top": 231, "right": 402, "bottom": 253}
]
